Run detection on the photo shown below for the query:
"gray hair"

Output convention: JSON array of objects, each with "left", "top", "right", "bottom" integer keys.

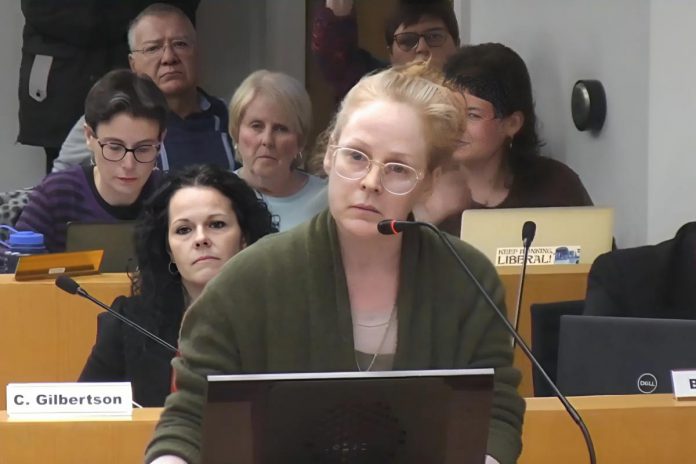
[{"left": 127, "top": 3, "right": 196, "bottom": 51}]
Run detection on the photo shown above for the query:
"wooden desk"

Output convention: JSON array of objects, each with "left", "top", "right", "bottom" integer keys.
[
  {"left": 498, "top": 265, "right": 590, "bottom": 396},
  {"left": 1, "top": 394, "right": 693, "bottom": 463},
  {"left": 0, "top": 274, "right": 130, "bottom": 410},
  {"left": 0, "top": 265, "right": 588, "bottom": 409}
]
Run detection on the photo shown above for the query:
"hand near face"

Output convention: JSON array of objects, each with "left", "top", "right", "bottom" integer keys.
[
  {"left": 326, "top": 0, "right": 353, "bottom": 16},
  {"left": 413, "top": 162, "right": 471, "bottom": 225}
]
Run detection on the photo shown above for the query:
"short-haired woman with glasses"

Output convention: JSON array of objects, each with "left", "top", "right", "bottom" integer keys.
[
  {"left": 16, "top": 69, "right": 166, "bottom": 251},
  {"left": 146, "top": 63, "right": 524, "bottom": 464}
]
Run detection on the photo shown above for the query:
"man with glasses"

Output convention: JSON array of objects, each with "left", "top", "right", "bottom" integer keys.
[
  {"left": 52, "top": 3, "right": 235, "bottom": 173},
  {"left": 312, "top": 0, "right": 460, "bottom": 103}
]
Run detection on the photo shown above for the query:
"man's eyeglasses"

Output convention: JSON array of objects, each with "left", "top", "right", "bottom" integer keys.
[
  {"left": 130, "top": 39, "right": 193, "bottom": 59},
  {"left": 393, "top": 29, "right": 448, "bottom": 52},
  {"left": 330, "top": 146, "right": 423, "bottom": 195},
  {"left": 97, "top": 140, "right": 160, "bottom": 163}
]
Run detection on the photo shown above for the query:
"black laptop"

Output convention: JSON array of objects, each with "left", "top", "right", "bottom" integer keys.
[
  {"left": 557, "top": 315, "right": 696, "bottom": 395},
  {"left": 65, "top": 221, "right": 137, "bottom": 273},
  {"left": 200, "top": 369, "right": 495, "bottom": 464}
]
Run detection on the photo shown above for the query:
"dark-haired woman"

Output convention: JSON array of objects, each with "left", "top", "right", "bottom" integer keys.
[
  {"left": 418, "top": 43, "right": 593, "bottom": 234},
  {"left": 79, "top": 164, "right": 277, "bottom": 406},
  {"left": 15, "top": 69, "right": 166, "bottom": 251}
]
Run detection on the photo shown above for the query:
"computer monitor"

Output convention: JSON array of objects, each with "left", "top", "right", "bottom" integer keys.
[
  {"left": 460, "top": 206, "right": 614, "bottom": 266},
  {"left": 557, "top": 315, "right": 696, "bottom": 395},
  {"left": 200, "top": 369, "right": 495, "bottom": 464},
  {"left": 65, "top": 221, "right": 137, "bottom": 273}
]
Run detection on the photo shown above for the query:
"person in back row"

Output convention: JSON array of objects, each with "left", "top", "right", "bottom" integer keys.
[
  {"left": 15, "top": 69, "right": 165, "bottom": 252},
  {"left": 53, "top": 3, "right": 235, "bottom": 173},
  {"left": 417, "top": 43, "right": 593, "bottom": 234},
  {"left": 312, "top": 0, "right": 460, "bottom": 102},
  {"left": 230, "top": 70, "right": 328, "bottom": 232},
  {"left": 79, "top": 164, "right": 276, "bottom": 407},
  {"left": 145, "top": 62, "right": 523, "bottom": 464}
]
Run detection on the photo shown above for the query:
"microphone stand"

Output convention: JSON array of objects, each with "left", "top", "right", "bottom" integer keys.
[
  {"left": 382, "top": 221, "right": 596, "bottom": 464},
  {"left": 512, "top": 237, "right": 532, "bottom": 349}
]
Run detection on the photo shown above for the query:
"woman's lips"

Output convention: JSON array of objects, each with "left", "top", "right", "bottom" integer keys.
[
  {"left": 351, "top": 204, "right": 380, "bottom": 214},
  {"left": 193, "top": 256, "right": 219, "bottom": 265}
]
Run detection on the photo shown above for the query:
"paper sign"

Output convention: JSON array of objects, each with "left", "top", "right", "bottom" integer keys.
[
  {"left": 495, "top": 246, "right": 582, "bottom": 266},
  {"left": 6, "top": 382, "right": 132, "bottom": 418},
  {"left": 671, "top": 370, "right": 696, "bottom": 399}
]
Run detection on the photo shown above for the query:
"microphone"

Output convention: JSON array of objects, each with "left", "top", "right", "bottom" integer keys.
[
  {"left": 376, "top": 219, "right": 596, "bottom": 464},
  {"left": 55, "top": 275, "right": 177, "bottom": 353},
  {"left": 512, "top": 221, "right": 537, "bottom": 346}
]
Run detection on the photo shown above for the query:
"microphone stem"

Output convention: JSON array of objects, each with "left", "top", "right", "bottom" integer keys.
[
  {"left": 421, "top": 224, "right": 596, "bottom": 464},
  {"left": 79, "top": 290, "right": 178, "bottom": 353},
  {"left": 512, "top": 242, "right": 531, "bottom": 349}
]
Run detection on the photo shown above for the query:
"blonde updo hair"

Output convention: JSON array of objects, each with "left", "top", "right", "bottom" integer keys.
[
  {"left": 327, "top": 61, "right": 462, "bottom": 172},
  {"left": 228, "top": 70, "right": 312, "bottom": 163}
]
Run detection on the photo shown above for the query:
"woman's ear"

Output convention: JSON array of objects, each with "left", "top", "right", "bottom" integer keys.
[
  {"left": 503, "top": 111, "right": 525, "bottom": 138},
  {"left": 323, "top": 148, "right": 333, "bottom": 175},
  {"left": 83, "top": 123, "right": 93, "bottom": 148}
]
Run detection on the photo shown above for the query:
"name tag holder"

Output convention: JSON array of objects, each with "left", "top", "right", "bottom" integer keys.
[
  {"left": 671, "top": 370, "right": 696, "bottom": 400},
  {"left": 6, "top": 382, "right": 132, "bottom": 418}
]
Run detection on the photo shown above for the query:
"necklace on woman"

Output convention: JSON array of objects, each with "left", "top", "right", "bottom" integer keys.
[{"left": 355, "top": 306, "right": 397, "bottom": 372}]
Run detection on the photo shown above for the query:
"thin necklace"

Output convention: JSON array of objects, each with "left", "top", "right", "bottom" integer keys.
[{"left": 355, "top": 306, "right": 397, "bottom": 372}]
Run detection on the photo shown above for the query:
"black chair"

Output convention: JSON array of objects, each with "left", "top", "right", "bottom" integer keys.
[{"left": 530, "top": 300, "right": 584, "bottom": 397}]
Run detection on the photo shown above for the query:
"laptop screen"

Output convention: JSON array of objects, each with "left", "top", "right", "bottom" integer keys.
[
  {"left": 200, "top": 369, "right": 494, "bottom": 464},
  {"left": 557, "top": 315, "right": 696, "bottom": 395},
  {"left": 460, "top": 206, "right": 614, "bottom": 266},
  {"left": 65, "top": 221, "right": 137, "bottom": 273}
]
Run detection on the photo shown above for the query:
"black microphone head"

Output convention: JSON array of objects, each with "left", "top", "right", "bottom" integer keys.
[
  {"left": 55, "top": 275, "right": 80, "bottom": 295},
  {"left": 522, "top": 221, "right": 537, "bottom": 246},
  {"left": 377, "top": 220, "right": 399, "bottom": 235}
]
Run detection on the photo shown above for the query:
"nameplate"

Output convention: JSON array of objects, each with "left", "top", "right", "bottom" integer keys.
[
  {"left": 671, "top": 370, "right": 696, "bottom": 399},
  {"left": 6, "top": 382, "right": 132, "bottom": 418},
  {"left": 495, "top": 245, "right": 582, "bottom": 266}
]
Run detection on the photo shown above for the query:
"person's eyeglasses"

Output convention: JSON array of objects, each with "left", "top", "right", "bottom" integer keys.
[
  {"left": 130, "top": 39, "right": 193, "bottom": 59},
  {"left": 97, "top": 140, "right": 160, "bottom": 163},
  {"left": 393, "top": 29, "right": 448, "bottom": 52},
  {"left": 330, "top": 146, "right": 423, "bottom": 195}
]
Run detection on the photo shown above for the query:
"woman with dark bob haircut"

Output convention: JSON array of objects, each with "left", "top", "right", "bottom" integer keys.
[
  {"left": 418, "top": 42, "right": 593, "bottom": 234},
  {"left": 79, "top": 164, "right": 277, "bottom": 406}
]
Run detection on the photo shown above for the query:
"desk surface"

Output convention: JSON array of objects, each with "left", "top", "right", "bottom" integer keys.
[{"left": 1, "top": 394, "right": 692, "bottom": 463}]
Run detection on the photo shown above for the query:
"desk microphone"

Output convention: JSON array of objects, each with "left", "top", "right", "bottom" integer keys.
[
  {"left": 377, "top": 219, "right": 596, "bottom": 464},
  {"left": 512, "top": 221, "right": 536, "bottom": 348},
  {"left": 55, "top": 275, "right": 177, "bottom": 353}
]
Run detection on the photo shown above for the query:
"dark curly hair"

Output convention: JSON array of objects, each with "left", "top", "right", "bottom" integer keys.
[
  {"left": 443, "top": 43, "right": 543, "bottom": 177},
  {"left": 129, "top": 164, "right": 277, "bottom": 322}
]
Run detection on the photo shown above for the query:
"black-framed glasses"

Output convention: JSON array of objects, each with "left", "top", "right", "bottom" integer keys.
[
  {"left": 330, "top": 146, "right": 423, "bottom": 195},
  {"left": 130, "top": 39, "right": 194, "bottom": 59},
  {"left": 393, "top": 29, "right": 448, "bottom": 52},
  {"left": 97, "top": 140, "right": 160, "bottom": 163}
]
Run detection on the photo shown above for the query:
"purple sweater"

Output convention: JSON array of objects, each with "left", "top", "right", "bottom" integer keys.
[{"left": 15, "top": 166, "right": 160, "bottom": 252}]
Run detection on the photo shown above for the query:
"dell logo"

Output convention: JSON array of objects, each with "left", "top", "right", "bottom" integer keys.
[{"left": 637, "top": 373, "right": 658, "bottom": 394}]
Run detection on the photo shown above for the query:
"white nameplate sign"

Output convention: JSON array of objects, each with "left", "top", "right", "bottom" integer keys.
[
  {"left": 6, "top": 382, "right": 132, "bottom": 418},
  {"left": 671, "top": 370, "right": 696, "bottom": 399},
  {"left": 495, "top": 245, "right": 582, "bottom": 266}
]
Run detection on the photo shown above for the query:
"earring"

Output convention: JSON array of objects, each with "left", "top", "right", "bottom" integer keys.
[
  {"left": 168, "top": 261, "right": 179, "bottom": 276},
  {"left": 296, "top": 151, "right": 304, "bottom": 163}
]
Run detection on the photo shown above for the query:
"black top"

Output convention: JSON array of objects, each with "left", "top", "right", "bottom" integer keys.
[
  {"left": 79, "top": 294, "right": 184, "bottom": 407},
  {"left": 584, "top": 222, "right": 696, "bottom": 319},
  {"left": 439, "top": 156, "right": 593, "bottom": 235}
]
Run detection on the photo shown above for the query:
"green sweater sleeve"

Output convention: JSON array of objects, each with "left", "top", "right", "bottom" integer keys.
[{"left": 452, "top": 240, "right": 525, "bottom": 464}]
